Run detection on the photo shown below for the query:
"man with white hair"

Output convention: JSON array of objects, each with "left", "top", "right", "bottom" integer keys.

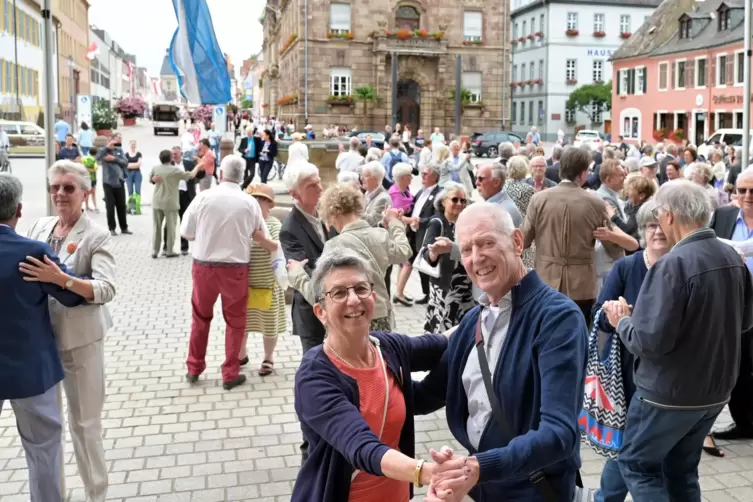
[
  {"left": 475, "top": 162, "right": 522, "bottom": 227},
  {"left": 419, "top": 202, "right": 589, "bottom": 501},
  {"left": 495, "top": 141, "right": 515, "bottom": 166},
  {"left": 181, "top": 155, "right": 276, "bottom": 391},
  {"left": 603, "top": 180, "right": 753, "bottom": 500},
  {"left": 335, "top": 136, "right": 365, "bottom": 174}
]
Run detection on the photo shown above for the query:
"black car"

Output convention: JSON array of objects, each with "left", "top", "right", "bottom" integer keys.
[
  {"left": 347, "top": 131, "right": 386, "bottom": 150},
  {"left": 473, "top": 131, "right": 524, "bottom": 157}
]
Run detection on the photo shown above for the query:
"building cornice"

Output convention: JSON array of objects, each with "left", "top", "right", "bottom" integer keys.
[{"left": 512, "top": 0, "right": 660, "bottom": 18}]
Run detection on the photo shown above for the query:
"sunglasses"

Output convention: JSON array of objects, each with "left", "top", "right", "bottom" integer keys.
[
  {"left": 738, "top": 187, "right": 753, "bottom": 195},
  {"left": 48, "top": 184, "right": 77, "bottom": 194},
  {"left": 450, "top": 197, "right": 467, "bottom": 204}
]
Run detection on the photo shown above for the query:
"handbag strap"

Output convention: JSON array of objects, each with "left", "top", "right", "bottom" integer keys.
[{"left": 474, "top": 317, "right": 562, "bottom": 502}]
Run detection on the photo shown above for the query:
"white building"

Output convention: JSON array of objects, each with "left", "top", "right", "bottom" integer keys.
[
  {"left": 0, "top": 0, "right": 58, "bottom": 122},
  {"left": 510, "top": 0, "right": 660, "bottom": 141}
]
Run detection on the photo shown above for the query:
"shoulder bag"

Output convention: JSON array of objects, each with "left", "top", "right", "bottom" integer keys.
[
  {"left": 474, "top": 317, "right": 591, "bottom": 502},
  {"left": 412, "top": 218, "right": 444, "bottom": 279}
]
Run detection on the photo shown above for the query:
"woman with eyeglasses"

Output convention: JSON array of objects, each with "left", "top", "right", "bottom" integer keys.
[
  {"left": 21, "top": 160, "right": 116, "bottom": 502},
  {"left": 287, "top": 183, "right": 412, "bottom": 331},
  {"left": 420, "top": 181, "right": 474, "bottom": 333},
  {"left": 291, "top": 247, "right": 450, "bottom": 502}
]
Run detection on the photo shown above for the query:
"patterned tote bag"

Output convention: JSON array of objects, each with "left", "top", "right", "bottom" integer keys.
[{"left": 578, "top": 308, "right": 627, "bottom": 459}]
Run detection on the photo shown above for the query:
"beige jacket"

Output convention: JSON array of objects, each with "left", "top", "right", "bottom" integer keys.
[
  {"left": 288, "top": 219, "right": 412, "bottom": 320},
  {"left": 27, "top": 214, "right": 116, "bottom": 350}
]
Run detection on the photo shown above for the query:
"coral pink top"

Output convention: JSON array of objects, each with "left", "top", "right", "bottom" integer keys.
[{"left": 326, "top": 345, "right": 410, "bottom": 502}]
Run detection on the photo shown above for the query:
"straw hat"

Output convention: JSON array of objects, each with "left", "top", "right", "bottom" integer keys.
[{"left": 246, "top": 183, "right": 275, "bottom": 207}]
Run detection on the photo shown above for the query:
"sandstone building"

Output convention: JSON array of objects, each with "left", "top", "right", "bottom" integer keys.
[{"left": 261, "top": 0, "right": 510, "bottom": 134}]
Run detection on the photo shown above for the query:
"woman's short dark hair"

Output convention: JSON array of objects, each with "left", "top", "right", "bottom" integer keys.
[
  {"left": 80, "top": 122, "right": 89, "bottom": 130},
  {"left": 684, "top": 147, "right": 698, "bottom": 161},
  {"left": 667, "top": 159, "right": 681, "bottom": 173},
  {"left": 89, "top": 147, "right": 98, "bottom": 157},
  {"left": 199, "top": 138, "right": 211, "bottom": 148},
  {"left": 559, "top": 147, "right": 591, "bottom": 181},
  {"left": 159, "top": 150, "right": 172, "bottom": 164}
]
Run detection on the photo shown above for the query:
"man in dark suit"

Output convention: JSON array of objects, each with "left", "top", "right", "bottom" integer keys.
[
  {"left": 0, "top": 174, "right": 86, "bottom": 501},
  {"left": 710, "top": 169, "right": 753, "bottom": 441},
  {"left": 405, "top": 163, "right": 440, "bottom": 304},
  {"left": 238, "top": 126, "right": 261, "bottom": 189},
  {"left": 546, "top": 144, "right": 563, "bottom": 183},
  {"left": 280, "top": 163, "right": 327, "bottom": 460}
]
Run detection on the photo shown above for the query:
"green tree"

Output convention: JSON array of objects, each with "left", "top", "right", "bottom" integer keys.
[
  {"left": 566, "top": 81, "right": 612, "bottom": 115},
  {"left": 354, "top": 85, "right": 378, "bottom": 115},
  {"left": 240, "top": 98, "right": 253, "bottom": 109}
]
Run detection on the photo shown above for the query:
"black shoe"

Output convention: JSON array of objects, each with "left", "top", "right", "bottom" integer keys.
[
  {"left": 222, "top": 374, "right": 246, "bottom": 390},
  {"left": 110, "top": 230, "right": 117, "bottom": 236},
  {"left": 121, "top": 229, "right": 133, "bottom": 235},
  {"left": 186, "top": 373, "right": 199, "bottom": 383},
  {"left": 151, "top": 254, "right": 158, "bottom": 259},
  {"left": 240, "top": 357, "right": 249, "bottom": 366},
  {"left": 393, "top": 296, "right": 413, "bottom": 307},
  {"left": 415, "top": 296, "right": 429, "bottom": 305},
  {"left": 713, "top": 425, "right": 753, "bottom": 440},
  {"left": 181, "top": 250, "right": 189, "bottom": 256},
  {"left": 165, "top": 253, "right": 180, "bottom": 258}
]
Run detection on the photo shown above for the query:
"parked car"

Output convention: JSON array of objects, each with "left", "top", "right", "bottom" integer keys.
[
  {"left": 347, "top": 131, "right": 386, "bottom": 150},
  {"left": 0, "top": 120, "right": 45, "bottom": 149},
  {"left": 698, "top": 129, "right": 750, "bottom": 160},
  {"left": 472, "top": 131, "right": 524, "bottom": 157},
  {"left": 573, "top": 130, "right": 604, "bottom": 151}
]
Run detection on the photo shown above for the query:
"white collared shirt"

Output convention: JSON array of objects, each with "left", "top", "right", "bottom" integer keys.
[
  {"left": 180, "top": 182, "right": 263, "bottom": 263},
  {"left": 411, "top": 184, "right": 438, "bottom": 218}
]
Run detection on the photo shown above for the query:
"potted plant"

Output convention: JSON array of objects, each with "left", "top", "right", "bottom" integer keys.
[
  {"left": 566, "top": 79, "right": 578, "bottom": 85},
  {"left": 113, "top": 96, "right": 146, "bottom": 126},
  {"left": 652, "top": 129, "right": 666, "bottom": 142},
  {"left": 670, "top": 128, "right": 685, "bottom": 142},
  {"left": 620, "top": 32, "right": 632, "bottom": 39},
  {"left": 395, "top": 28, "right": 412, "bottom": 40},
  {"left": 430, "top": 31, "right": 445, "bottom": 40},
  {"left": 191, "top": 105, "right": 214, "bottom": 128},
  {"left": 415, "top": 29, "right": 429, "bottom": 39},
  {"left": 527, "top": 33, "right": 535, "bottom": 40},
  {"left": 354, "top": 84, "right": 378, "bottom": 115},
  {"left": 92, "top": 99, "right": 118, "bottom": 136},
  {"left": 517, "top": 36, "right": 526, "bottom": 42},
  {"left": 566, "top": 29, "right": 579, "bottom": 37},
  {"left": 593, "top": 31, "right": 606, "bottom": 38},
  {"left": 534, "top": 31, "right": 543, "bottom": 38}
]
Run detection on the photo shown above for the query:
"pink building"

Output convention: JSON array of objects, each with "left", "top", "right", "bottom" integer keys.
[{"left": 611, "top": 0, "right": 747, "bottom": 147}]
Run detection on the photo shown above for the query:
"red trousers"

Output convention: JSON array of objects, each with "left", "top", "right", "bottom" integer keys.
[{"left": 187, "top": 261, "right": 248, "bottom": 382}]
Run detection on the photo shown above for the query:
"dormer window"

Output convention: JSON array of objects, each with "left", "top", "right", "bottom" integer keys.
[
  {"left": 679, "top": 18, "right": 692, "bottom": 39},
  {"left": 718, "top": 7, "right": 730, "bottom": 31}
]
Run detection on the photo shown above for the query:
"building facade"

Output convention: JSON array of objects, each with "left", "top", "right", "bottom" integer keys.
[
  {"left": 52, "top": 0, "right": 90, "bottom": 123},
  {"left": 0, "top": 0, "right": 60, "bottom": 122},
  {"left": 262, "top": 0, "right": 510, "bottom": 134},
  {"left": 510, "top": 0, "right": 659, "bottom": 142},
  {"left": 241, "top": 55, "right": 265, "bottom": 116},
  {"left": 159, "top": 52, "right": 179, "bottom": 102},
  {"left": 611, "top": 0, "right": 747, "bottom": 147}
]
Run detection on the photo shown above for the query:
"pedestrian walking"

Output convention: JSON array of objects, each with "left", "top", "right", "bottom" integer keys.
[{"left": 96, "top": 133, "right": 131, "bottom": 236}]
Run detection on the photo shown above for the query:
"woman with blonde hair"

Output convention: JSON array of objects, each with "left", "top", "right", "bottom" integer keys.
[
  {"left": 240, "top": 183, "right": 287, "bottom": 376},
  {"left": 691, "top": 162, "right": 726, "bottom": 210},
  {"left": 287, "top": 184, "right": 412, "bottom": 331},
  {"left": 505, "top": 155, "right": 537, "bottom": 267}
]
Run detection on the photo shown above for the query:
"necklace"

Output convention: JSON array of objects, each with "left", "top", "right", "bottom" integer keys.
[
  {"left": 643, "top": 250, "right": 653, "bottom": 270},
  {"left": 325, "top": 341, "right": 376, "bottom": 369}
]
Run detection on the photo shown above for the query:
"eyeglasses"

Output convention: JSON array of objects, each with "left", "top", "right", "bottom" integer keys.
[
  {"left": 320, "top": 281, "right": 373, "bottom": 303},
  {"left": 475, "top": 176, "right": 487, "bottom": 183},
  {"left": 738, "top": 187, "right": 753, "bottom": 195},
  {"left": 48, "top": 184, "right": 77, "bottom": 194},
  {"left": 450, "top": 197, "right": 467, "bottom": 205},
  {"left": 645, "top": 223, "right": 660, "bottom": 233},
  {"left": 650, "top": 205, "right": 665, "bottom": 219}
]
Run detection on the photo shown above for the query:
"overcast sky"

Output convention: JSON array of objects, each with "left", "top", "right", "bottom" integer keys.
[{"left": 89, "top": 0, "right": 264, "bottom": 79}]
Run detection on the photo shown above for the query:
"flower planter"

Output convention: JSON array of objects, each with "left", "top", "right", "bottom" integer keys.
[
  {"left": 593, "top": 31, "right": 606, "bottom": 38},
  {"left": 527, "top": 34, "right": 535, "bottom": 40},
  {"left": 566, "top": 29, "right": 579, "bottom": 37},
  {"left": 327, "top": 99, "right": 354, "bottom": 106},
  {"left": 96, "top": 129, "right": 113, "bottom": 137},
  {"left": 620, "top": 32, "right": 632, "bottom": 39},
  {"left": 534, "top": 31, "right": 543, "bottom": 38},
  {"left": 122, "top": 117, "right": 136, "bottom": 126},
  {"left": 566, "top": 79, "right": 578, "bottom": 85}
]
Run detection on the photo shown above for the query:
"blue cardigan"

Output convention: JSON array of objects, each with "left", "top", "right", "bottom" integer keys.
[
  {"left": 292, "top": 331, "right": 448, "bottom": 502},
  {"left": 417, "top": 271, "right": 588, "bottom": 501},
  {"left": 593, "top": 251, "right": 648, "bottom": 402}
]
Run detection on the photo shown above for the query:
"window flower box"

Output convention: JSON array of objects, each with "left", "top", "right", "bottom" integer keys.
[
  {"left": 527, "top": 34, "right": 535, "bottom": 40},
  {"left": 517, "top": 36, "right": 526, "bottom": 42},
  {"left": 534, "top": 79, "right": 543, "bottom": 85},
  {"left": 327, "top": 95, "right": 354, "bottom": 105},
  {"left": 511, "top": 82, "right": 521, "bottom": 88},
  {"left": 566, "top": 29, "right": 579, "bottom": 37},
  {"left": 327, "top": 31, "right": 354, "bottom": 40},
  {"left": 463, "top": 39, "right": 486, "bottom": 46},
  {"left": 415, "top": 29, "right": 429, "bottom": 39},
  {"left": 280, "top": 34, "right": 298, "bottom": 55},
  {"left": 380, "top": 30, "right": 445, "bottom": 41},
  {"left": 652, "top": 129, "right": 670, "bottom": 141},
  {"left": 511, "top": 39, "right": 518, "bottom": 45},
  {"left": 566, "top": 79, "right": 578, "bottom": 85},
  {"left": 669, "top": 128, "right": 685, "bottom": 141},
  {"left": 620, "top": 32, "right": 632, "bottom": 39},
  {"left": 535, "top": 31, "right": 543, "bottom": 38},
  {"left": 277, "top": 94, "right": 299, "bottom": 106},
  {"left": 394, "top": 28, "right": 412, "bottom": 40},
  {"left": 430, "top": 31, "right": 445, "bottom": 40},
  {"left": 593, "top": 31, "right": 606, "bottom": 38}
]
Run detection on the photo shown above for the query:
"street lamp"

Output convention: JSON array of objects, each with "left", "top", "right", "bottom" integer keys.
[{"left": 67, "top": 56, "right": 76, "bottom": 131}]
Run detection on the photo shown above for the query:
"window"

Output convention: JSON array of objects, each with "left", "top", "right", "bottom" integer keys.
[
  {"left": 591, "top": 102, "right": 602, "bottom": 123},
  {"left": 463, "top": 11, "right": 482, "bottom": 42},
  {"left": 330, "top": 67, "right": 352, "bottom": 97},
  {"left": 462, "top": 72, "right": 482, "bottom": 103},
  {"left": 658, "top": 62, "right": 668, "bottom": 90},
  {"left": 620, "top": 15, "right": 631, "bottom": 34},
  {"left": 567, "top": 12, "right": 578, "bottom": 30},
  {"left": 538, "top": 100, "right": 544, "bottom": 124},
  {"left": 329, "top": 4, "right": 351, "bottom": 33},
  {"left": 565, "top": 108, "right": 575, "bottom": 123},
  {"left": 512, "top": 102, "right": 517, "bottom": 124},
  {"left": 530, "top": 17, "right": 535, "bottom": 35},
  {"left": 395, "top": 6, "right": 420, "bottom": 30},
  {"left": 539, "top": 60, "right": 544, "bottom": 79},
  {"left": 736, "top": 52, "right": 744, "bottom": 84},
  {"left": 718, "top": 54, "right": 727, "bottom": 86},
  {"left": 566, "top": 59, "right": 576, "bottom": 81},
  {"left": 636, "top": 67, "right": 644, "bottom": 94},
  {"left": 529, "top": 101, "right": 534, "bottom": 125},
  {"left": 512, "top": 64, "right": 518, "bottom": 83},
  {"left": 593, "top": 14, "right": 604, "bottom": 33},
  {"left": 540, "top": 14, "right": 545, "bottom": 34},
  {"left": 719, "top": 7, "right": 730, "bottom": 31},
  {"left": 513, "top": 23, "right": 518, "bottom": 39},
  {"left": 593, "top": 60, "right": 603, "bottom": 82},
  {"left": 679, "top": 19, "right": 691, "bottom": 39},
  {"left": 521, "top": 63, "right": 526, "bottom": 82},
  {"left": 676, "top": 60, "right": 686, "bottom": 89},
  {"left": 522, "top": 20, "right": 527, "bottom": 37},
  {"left": 521, "top": 101, "right": 525, "bottom": 124},
  {"left": 696, "top": 58, "right": 706, "bottom": 87},
  {"left": 529, "top": 63, "right": 534, "bottom": 81}
]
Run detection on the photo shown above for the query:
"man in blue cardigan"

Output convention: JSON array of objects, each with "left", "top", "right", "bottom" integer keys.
[
  {"left": 0, "top": 174, "right": 87, "bottom": 501},
  {"left": 419, "top": 201, "right": 588, "bottom": 502}
]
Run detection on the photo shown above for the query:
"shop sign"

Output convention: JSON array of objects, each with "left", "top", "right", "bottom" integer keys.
[{"left": 712, "top": 95, "right": 753, "bottom": 105}]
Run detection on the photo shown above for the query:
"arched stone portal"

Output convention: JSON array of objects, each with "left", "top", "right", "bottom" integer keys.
[{"left": 396, "top": 79, "right": 420, "bottom": 134}]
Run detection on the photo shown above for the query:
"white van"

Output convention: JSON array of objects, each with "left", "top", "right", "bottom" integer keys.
[
  {"left": 698, "top": 129, "right": 752, "bottom": 160},
  {"left": 152, "top": 103, "right": 180, "bottom": 136}
]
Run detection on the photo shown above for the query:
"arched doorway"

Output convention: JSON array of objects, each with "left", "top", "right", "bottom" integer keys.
[{"left": 396, "top": 79, "right": 420, "bottom": 133}]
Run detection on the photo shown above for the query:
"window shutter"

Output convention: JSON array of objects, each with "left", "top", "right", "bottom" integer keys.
[
  {"left": 642, "top": 68, "right": 647, "bottom": 93},
  {"left": 617, "top": 70, "right": 621, "bottom": 94},
  {"left": 630, "top": 69, "right": 636, "bottom": 94},
  {"left": 727, "top": 58, "right": 734, "bottom": 84},
  {"left": 686, "top": 64, "right": 694, "bottom": 88},
  {"left": 670, "top": 63, "right": 674, "bottom": 89},
  {"left": 708, "top": 58, "right": 713, "bottom": 86}
]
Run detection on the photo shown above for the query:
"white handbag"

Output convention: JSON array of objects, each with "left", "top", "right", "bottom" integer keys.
[{"left": 412, "top": 218, "right": 444, "bottom": 279}]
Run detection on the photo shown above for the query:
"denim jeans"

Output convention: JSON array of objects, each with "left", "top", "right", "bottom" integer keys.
[
  {"left": 126, "top": 170, "right": 142, "bottom": 196},
  {"left": 614, "top": 394, "right": 723, "bottom": 502}
]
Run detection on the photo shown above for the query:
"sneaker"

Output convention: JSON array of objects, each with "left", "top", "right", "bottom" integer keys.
[
  {"left": 222, "top": 374, "right": 247, "bottom": 390},
  {"left": 121, "top": 229, "right": 133, "bottom": 235}
]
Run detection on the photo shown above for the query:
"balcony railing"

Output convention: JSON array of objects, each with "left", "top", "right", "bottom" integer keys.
[{"left": 373, "top": 36, "right": 447, "bottom": 56}]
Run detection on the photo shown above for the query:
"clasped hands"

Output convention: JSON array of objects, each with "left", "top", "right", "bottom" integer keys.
[
  {"left": 602, "top": 296, "right": 632, "bottom": 328},
  {"left": 423, "top": 447, "right": 480, "bottom": 502}
]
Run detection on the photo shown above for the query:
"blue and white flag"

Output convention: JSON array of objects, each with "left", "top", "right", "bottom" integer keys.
[{"left": 169, "top": 0, "right": 231, "bottom": 104}]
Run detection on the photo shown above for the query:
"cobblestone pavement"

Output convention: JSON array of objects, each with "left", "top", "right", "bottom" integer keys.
[{"left": 1, "top": 125, "right": 752, "bottom": 501}]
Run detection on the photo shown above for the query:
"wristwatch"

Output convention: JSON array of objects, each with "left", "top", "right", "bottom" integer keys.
[{"left": 63, "top": 278, "right": 74, "bottom": 289}]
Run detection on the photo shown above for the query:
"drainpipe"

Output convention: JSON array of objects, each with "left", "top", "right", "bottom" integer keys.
[
  {"left": 12, "top": 0, "right": 19, "bottom": 120},
  {"left": 501, "top": 0, "right": 508, "bottom": 128},
  {"left": 544, "top": 0, "right": 550, "bottom": 141},
  {"left": 304, "top": 0, "right": 309, "bottom": 123}
]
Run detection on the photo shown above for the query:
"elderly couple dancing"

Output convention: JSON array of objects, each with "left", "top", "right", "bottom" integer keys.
[{"left": 292, "top": 201, "right": 590, "bottom": 502}]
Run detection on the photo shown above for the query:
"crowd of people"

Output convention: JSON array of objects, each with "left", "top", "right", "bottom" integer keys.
[{"left": 4, "top": 113, "right": 753, "bottom": 502}]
